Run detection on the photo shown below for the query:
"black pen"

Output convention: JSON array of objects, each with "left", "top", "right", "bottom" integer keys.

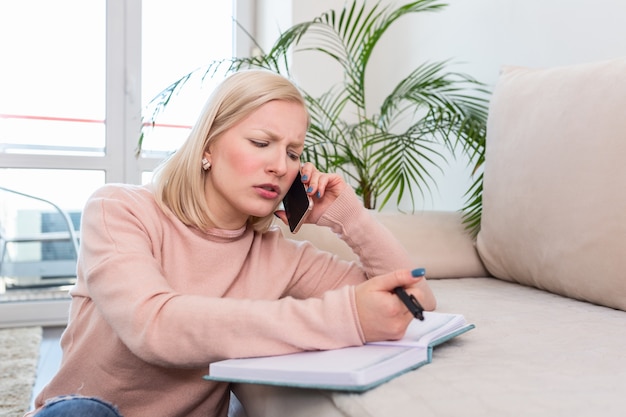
[{"left": 394, "top": 286, "right": 425, "bottom": 321}]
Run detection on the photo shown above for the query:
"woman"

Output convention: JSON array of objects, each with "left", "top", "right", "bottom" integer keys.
[{"left": 28, "top": 69, "right": 436, "bottom": 417}]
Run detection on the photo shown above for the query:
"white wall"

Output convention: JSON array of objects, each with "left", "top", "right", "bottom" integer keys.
[{"left": 258, "top": 0, "right": 626, "bottom": 211}]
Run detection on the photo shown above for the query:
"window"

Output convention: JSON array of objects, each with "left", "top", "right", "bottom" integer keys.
[
  {"left": 0, "top": 0, "right": 241, "bottom": 326},
  {"left": 0, "top": 1, "right": 106, "bottom": 158}
]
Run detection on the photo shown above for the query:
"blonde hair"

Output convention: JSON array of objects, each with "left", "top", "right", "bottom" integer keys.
[{"left": 152, "top": 69, "right": 308, "bottom": 233}]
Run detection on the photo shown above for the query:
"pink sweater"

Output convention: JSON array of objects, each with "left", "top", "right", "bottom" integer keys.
[{"left": 31, "top": 184, "right": 414, "bottom": 417}]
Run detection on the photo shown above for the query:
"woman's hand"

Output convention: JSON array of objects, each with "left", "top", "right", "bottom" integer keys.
[
  {"left": 298, "top": 162, "right": 346, "bottom": 224},
  {"left": 274, "top": 162, "right": 347, "bottom": 226},
  {"left": 354, "top": 269, "right": 437, "bottom": 343}
]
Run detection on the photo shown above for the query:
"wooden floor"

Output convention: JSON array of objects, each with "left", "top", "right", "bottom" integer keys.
[{"left": 31, "top": 326, "right": 65, "bottom": 407}]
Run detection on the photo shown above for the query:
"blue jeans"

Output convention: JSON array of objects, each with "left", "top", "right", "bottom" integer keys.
[{"left": 35, "top": 396, "right": 123, "bottom": 417}]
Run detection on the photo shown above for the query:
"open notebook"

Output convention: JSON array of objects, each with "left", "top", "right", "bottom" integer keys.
[{"left": 204, "top": 311, "right": 474, "bottom": 392}]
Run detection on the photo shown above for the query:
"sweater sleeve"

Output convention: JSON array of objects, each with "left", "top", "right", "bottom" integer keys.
[
  {"left": 74, "top": 186, "right": 366, "bottom": 366},
  {"left": 275, "top": 186, "right": 415, "bottom": 312},
  {"left": 314, "top": 186, "right": 414, "bottom": 277}
]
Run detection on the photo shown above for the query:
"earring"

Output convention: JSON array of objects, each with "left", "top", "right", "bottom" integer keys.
[{"left": 202, "top": 158, "right": 211, "bottom": 171}]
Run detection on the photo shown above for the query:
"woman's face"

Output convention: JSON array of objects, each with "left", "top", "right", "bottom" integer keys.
[{"left": 203, "top": 99, "right": 308, "bottom": 229}]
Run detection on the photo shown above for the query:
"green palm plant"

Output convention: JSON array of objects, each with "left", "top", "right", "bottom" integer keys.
[{"left": 140, "top": 0, "right": 489, "bottom": 234}]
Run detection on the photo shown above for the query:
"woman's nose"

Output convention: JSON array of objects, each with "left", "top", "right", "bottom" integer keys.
[{"left": 267, "top": 155, "right": 288, "bottom": 176}]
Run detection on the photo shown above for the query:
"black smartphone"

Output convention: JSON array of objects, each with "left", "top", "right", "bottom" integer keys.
[{"left": 283, "top": 171, "right": 313, "bottom": 233}]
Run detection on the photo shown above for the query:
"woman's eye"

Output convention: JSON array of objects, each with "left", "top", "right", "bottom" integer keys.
[
  {"left": 250, "top": 140, "right": 268, "bottom": 148},
  {"left": 288, "top": 151, "right": 300, "bottom": 161}
]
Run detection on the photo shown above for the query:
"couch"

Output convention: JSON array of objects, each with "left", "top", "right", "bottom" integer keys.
[{"left": 230, "top": 57, "right": 626, "bottom": 417}]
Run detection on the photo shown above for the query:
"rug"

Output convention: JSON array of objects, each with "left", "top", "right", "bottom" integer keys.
[{"left": 0, "top": 327, "right": 42, "bottom": 417}]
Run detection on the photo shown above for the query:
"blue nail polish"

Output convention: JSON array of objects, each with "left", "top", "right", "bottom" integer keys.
[
  {"left": 316, "top": 191, "right": 321, "bottom": 198},
  {"left": 306, "top": 186, "right": 313, "bottom": 193},
  {"left": 301, "top": 175, "right": 308, "bottom": 181},
  {"left": 411, "top": 268, "right": 426, "bottom": 277}
]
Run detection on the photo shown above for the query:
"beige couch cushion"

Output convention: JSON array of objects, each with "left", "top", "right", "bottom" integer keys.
[
  {"left": 276, "top": 210, "right": 487, "bottom": 279},
  {"left": 476, "top": 58, "right": 626, "bottom": 311}
]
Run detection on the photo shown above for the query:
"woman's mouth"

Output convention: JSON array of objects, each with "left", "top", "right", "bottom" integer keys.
[{"left": 254, "top": 184, "right": 281, "bottom": 199}]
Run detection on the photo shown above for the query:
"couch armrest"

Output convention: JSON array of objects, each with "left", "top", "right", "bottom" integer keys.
[{"left": 274, "top": 210, "right": 488, "bottom": 279}]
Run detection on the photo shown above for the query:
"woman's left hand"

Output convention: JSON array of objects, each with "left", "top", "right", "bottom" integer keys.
[
  {"left": 274, "top": 162, "right": 346, "bottom": 226},
  {"left": 298, "top": 162, "right": 346, "bottom": 224}
]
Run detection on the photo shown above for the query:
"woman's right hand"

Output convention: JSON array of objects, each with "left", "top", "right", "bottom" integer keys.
[{"left": 354, "top": 269, "right": 436, "bottom": 343}]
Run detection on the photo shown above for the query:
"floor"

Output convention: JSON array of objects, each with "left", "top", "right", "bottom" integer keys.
[{"left": 31, "top": 326, "right": 65, "bottom": 407}]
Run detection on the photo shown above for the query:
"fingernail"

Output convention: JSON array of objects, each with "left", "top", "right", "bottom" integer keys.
[
  {"left": 411, "top": 268, "right": 426, "bottom": 277},
  {"left": 301, "top": 175, "right": 308, "bottom": 181},
  {"left": 306, "top": 186, "right": 313, "bottom": 193},
  {"left": 316, "top": 191, "right": 321, "bottom": 198}
]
